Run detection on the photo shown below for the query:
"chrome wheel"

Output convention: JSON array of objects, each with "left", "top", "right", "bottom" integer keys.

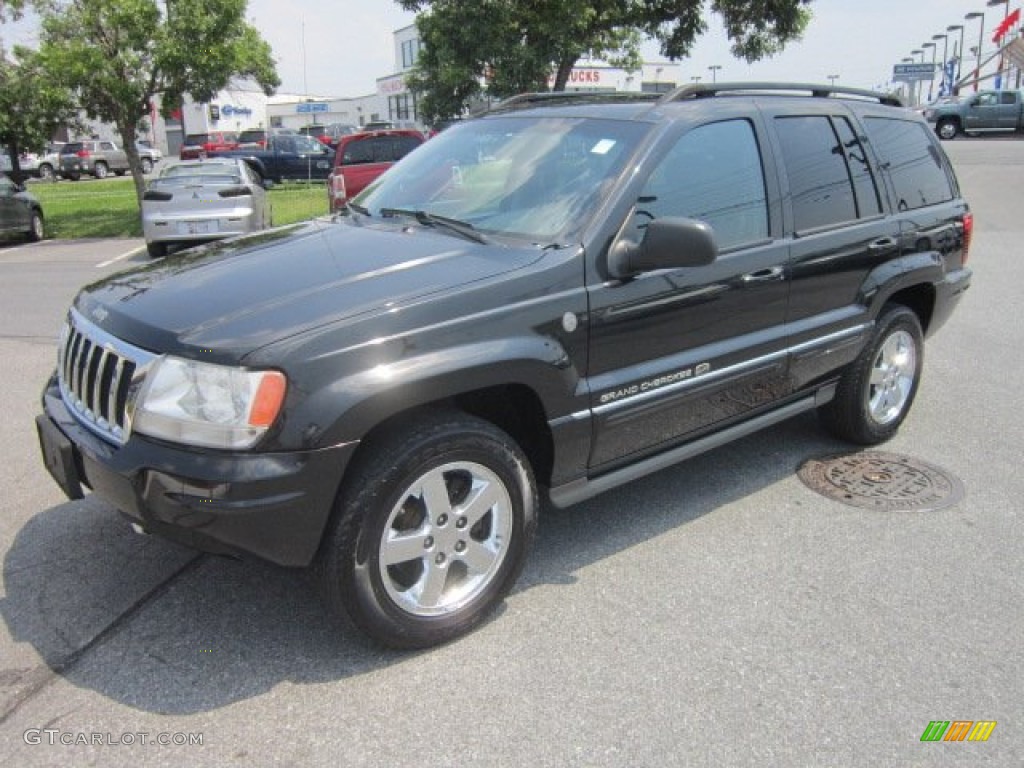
[
  {"left": 141, "top": 158, "right": 153, "bottom": 174},
  {"left": 379, "top": 461, "right": 513, "bottom": 617},
  {"left": 94, "top": 162, "right": 108, "bottom": 179},
  {"left": 867, "top": 330, "right": 916, "bottom": 425},
  {"left": 937, "top": 120, "right": 958, "bottom": 140}
]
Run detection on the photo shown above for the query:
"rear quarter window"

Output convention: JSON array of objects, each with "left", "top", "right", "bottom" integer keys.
[{"left": 863, "top": 117, "right": 954, "bottom": 211}]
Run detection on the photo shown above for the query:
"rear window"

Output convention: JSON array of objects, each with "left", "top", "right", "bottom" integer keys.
[
  {"left": 238, "top": 130, "right": 266, "bottom": 142},
  {"left": 340, "top": 135, "right": 423, "bottom": 165},
  {"left": 184, "top": 134, "right": 210, "bottom": 146},
  {"left": 863, "top": 117, "right": 955, "bottom": 211},
  {"left": 62, "top": 142, "right": 84, "bottom": 153},
  {"left": 160, "top": 163, "right": 241, "bottom": 180}
]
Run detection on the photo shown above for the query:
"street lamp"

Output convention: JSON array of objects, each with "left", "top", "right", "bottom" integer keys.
[
  {"left": 828, "top": 74, "right": 839, "bottom": 86},
  {"left": 947, "top": 24, "right": 964, "bottom": 84},
  {"left": 911, "top": 49, "right": 924, "bottom": 62},
  {"left": 922, "top": 41, "right": 937, "bottom": 100},
  {"left": 691, "top": 76, "right": 702, "bottom": 83},
  {"left": 708, "top": 64, "right": 722, "bottom": 83},
  {"left": 965, "top": 11, "right": 985, "bottom": 92}
]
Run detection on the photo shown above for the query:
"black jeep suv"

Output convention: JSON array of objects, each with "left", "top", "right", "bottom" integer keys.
[{"left": 37, "top": 83, "right": 972, "bottom": 648}]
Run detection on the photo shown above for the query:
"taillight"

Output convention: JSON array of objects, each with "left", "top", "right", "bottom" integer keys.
[
  {"left": 330, "top": 174, "right": 346, "bottom": 205},
  {"left": 217, "top": 185, "right": 252, "bottom": 198},
  {"left": 961, "top": 212, "right": 973, "bottom": 265},
  {"left": 76, "top": 149, "right": 90, "bottom": 158},
  {"left": 143, "top": 190, "right": 173, "bottom": 201}
]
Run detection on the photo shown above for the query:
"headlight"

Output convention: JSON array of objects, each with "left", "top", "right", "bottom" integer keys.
[{"left": 132, "top": 356, "right": 287, "bottom": 449}]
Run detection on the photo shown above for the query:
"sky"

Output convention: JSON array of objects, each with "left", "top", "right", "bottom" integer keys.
[{"left": 1, "top": 1, "right": 1015, "bottom": 96}]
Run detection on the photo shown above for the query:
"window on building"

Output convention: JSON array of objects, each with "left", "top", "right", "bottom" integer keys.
[
  {"left": 640, "top": 81, "right": 675, "bottom": 94},
  {"left": 401, "top": 39, "right": 420, "bottom": 69}
]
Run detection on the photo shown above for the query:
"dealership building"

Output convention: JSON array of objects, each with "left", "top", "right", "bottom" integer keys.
[{"left": 146, "top": 24, "right": 685, "bottom": 156}]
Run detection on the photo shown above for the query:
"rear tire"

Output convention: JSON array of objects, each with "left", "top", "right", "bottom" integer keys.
[
  {"left": 140, "top": 158, "right": 153, "bottom": 174},
  {"left": 94, "top": 162, "right": 108, "bottom": 179},
  {"left": 146, "top": 241, "right": 166, "bottom": 258},
  {"left": 315, "top": 410, "right": 537, "bottom": 649},
  {"left": 818, "top": 305, "right": 924, "bottom": 445},
  {"left": 37, "top": 163, "right": 54, "bottom": 181}
]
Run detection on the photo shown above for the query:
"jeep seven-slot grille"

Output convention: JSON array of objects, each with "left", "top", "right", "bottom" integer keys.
[{"left": 58, "top": 310, "right": 154, "bottom": 444}]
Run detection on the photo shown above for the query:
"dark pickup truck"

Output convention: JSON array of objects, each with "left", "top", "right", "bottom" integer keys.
[
  {"left": 924, "top": 89, "right": 1024, "bottom": 139},
  {"left": 209, "top": 134, "right": 334, "bottom": 183}
]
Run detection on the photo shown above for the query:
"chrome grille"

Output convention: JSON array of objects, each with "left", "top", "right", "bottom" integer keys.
[{"left": 58, "top": 308, "right": 156, "bottom": 444}]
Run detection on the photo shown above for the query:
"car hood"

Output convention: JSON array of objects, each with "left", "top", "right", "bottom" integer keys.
[{"left": 74, "top": 218, "right": 543, "bottom": 359}]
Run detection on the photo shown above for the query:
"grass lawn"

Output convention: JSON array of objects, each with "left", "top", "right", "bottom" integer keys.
[{"left": 28, "top": 177, "right": 329, "bottom": 240}]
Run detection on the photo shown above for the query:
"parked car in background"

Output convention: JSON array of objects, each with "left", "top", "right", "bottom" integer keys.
[
  {"left": 206, "top": 133, "right": 334, "bottom": 183},
  {"left": 0, "top": 173, "right": 44, "bottom": 241},
  {"left": 237, "top": 129, "right": 269, "bottom": 149},
  {"left": 60, "top": 140, "right": 131, "bottom": 180},
  {"left": 135, "top": 140, "right": 162, "bottom": 173},
  {"left": 140, "top": 158, "right": 270, "bottom": 258},
  {"left": 179, "top": 131, "right": 240, "bottom": 160},
  {"left": 924, "top": 88, "right": 1024, "bottom": 139},
  {"left": 327, "top": 128, "right": 425, "bottom": 211},
  {"left": 16, "top": 143, "right": 65, "bottom": 180}
]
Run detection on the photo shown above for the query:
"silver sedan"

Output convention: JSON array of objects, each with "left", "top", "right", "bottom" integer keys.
[{"left": 141, "top": 158, "right": 271, "bottom": 258}]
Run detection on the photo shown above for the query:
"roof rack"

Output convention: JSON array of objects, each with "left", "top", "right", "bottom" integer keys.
[
  {"left": 659, "top": 82, "right": 904, "bottom": 108},
  {"left": 481, "top": 90, "right": 662, "bottom": 115}
]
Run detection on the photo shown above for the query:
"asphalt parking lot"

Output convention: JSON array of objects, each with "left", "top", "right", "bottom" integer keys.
[{"left": 0, "top": 139, "right": 1021, "bottom": 767}]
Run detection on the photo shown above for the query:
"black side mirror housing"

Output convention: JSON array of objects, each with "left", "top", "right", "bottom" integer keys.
[{"left": 608, "top": 217, "right": 718, "bottom": 278}]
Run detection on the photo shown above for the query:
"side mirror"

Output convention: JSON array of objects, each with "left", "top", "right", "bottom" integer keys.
[
  {"left": 261, "top": 178, "right": 275, "bottom": 190},
  {"left": 608, "top": 217, "right": 718, "bottom": 278}
]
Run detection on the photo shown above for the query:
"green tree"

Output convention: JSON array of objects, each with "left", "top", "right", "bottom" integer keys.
[
  {"left": 37, "top": 0, "right": 279, "bottom": 203},
  {"left": 0, "top": 46, "right": 80, "bottom": 183},
  {"left": 399, "top": 0, "right": 813, "bottom": 122}
]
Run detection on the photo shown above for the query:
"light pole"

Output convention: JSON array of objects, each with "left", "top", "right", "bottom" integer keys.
[
  {"left": 923, "top": 41, "right": 937, "bottom": 100},
  {"left": 933, "top": 33, "right": 949, "bottom": 96},
  {"left": 947, "top": 24, "right": 964, "bottom": 85},
  {"left": 691, "top": 76, "right": 702, "bottom": 83},
  {"left": 912, "top": 49, "right": 926, "bottom": 104},
  {"left": 708, "top": 64, "right": 722, "bottom": 83},
  {"left": 966, "top": 11, "right": 985, "bottom": 92},
  {"left": 828, "top": 74, "right": 839, "bottom": 86}
]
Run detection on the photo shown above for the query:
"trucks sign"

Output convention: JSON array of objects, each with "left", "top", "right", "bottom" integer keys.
[{"left": 893, "top": 63, "right": 937, "bottom": 82}]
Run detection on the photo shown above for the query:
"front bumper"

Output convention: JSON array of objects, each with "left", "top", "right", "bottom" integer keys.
[{"left": 37, "top": 374, "right": 357, "bottom": 567}]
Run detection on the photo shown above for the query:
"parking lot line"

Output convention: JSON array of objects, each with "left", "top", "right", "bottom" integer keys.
[{"left": 96, "top": 246, "right": 144, "bottom": 268}]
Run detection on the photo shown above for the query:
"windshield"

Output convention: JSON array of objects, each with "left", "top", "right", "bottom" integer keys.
[{"left": 356, "top": 116, "right": 648, "bottom": 242}]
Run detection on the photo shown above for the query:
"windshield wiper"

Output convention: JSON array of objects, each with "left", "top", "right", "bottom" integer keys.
[
  {"left": 345, "top": 200, "right": 370, "bottom": 216},
  {"left": 379, "top": 208, "right": 489, "bottom": 244}
]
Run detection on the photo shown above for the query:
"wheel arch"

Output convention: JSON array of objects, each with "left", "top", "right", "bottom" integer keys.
[{"left": 861, "top": 252, "right": 942, "bottom": 333}]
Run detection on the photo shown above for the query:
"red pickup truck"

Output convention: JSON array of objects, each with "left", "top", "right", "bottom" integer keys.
[{"left": 327, "top": 129, "right": 425, "bottom": 211}]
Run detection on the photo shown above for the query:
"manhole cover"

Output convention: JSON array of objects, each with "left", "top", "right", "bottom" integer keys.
[{"left": 797, "top": 451, "right": 964, "bottom": 512}]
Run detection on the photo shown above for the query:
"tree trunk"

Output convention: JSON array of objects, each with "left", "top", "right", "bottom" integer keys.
[
  {"left": 552, "top": 55, "right": 577, "bottom": 92},
  {"left": 5, "top": 139, "right": 25, "bottom": 185},
  {"left": 115, "top": 118, "right": 146, "bottom": 207}
]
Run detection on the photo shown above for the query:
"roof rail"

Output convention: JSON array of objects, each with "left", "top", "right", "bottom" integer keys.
[
  {"left": 481, "top": 90, "right": 661, "bottom": 115},
  {"left": 659, "top": 82, "right": 904, "bottom": 108}
]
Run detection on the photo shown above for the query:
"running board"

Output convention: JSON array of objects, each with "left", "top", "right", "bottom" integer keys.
[{"left": 548, "top": 391, "right": 829, "bottom": 509}]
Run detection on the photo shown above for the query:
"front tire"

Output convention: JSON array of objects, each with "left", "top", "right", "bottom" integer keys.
[
  {"left": 819, "top": 305, "right": 924, "bottom": 445},
  {"left": 93, "top": 162, "right": 108, "bottom": 179},
  {"left": 146, "top": 241, "right": 166, "bottom": 258},
  {"left": 936, "top": 118, "right": 959, "bottom": 140},
  {"left": 315, "top": 410, "right": 538, "bottom": 649},
  {"left": 27, "top": 211, "right": 44, "bottom": 242},
  {"left": 140, "top": 158, "right": 154, "bottom": 174},
  {"left": 38, "top": 163, "right": 54, "bottom": 181}
]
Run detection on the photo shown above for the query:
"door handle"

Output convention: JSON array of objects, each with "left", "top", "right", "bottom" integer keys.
[{"left": 741, "top": 266, "right": 785, "bottom": 283}]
